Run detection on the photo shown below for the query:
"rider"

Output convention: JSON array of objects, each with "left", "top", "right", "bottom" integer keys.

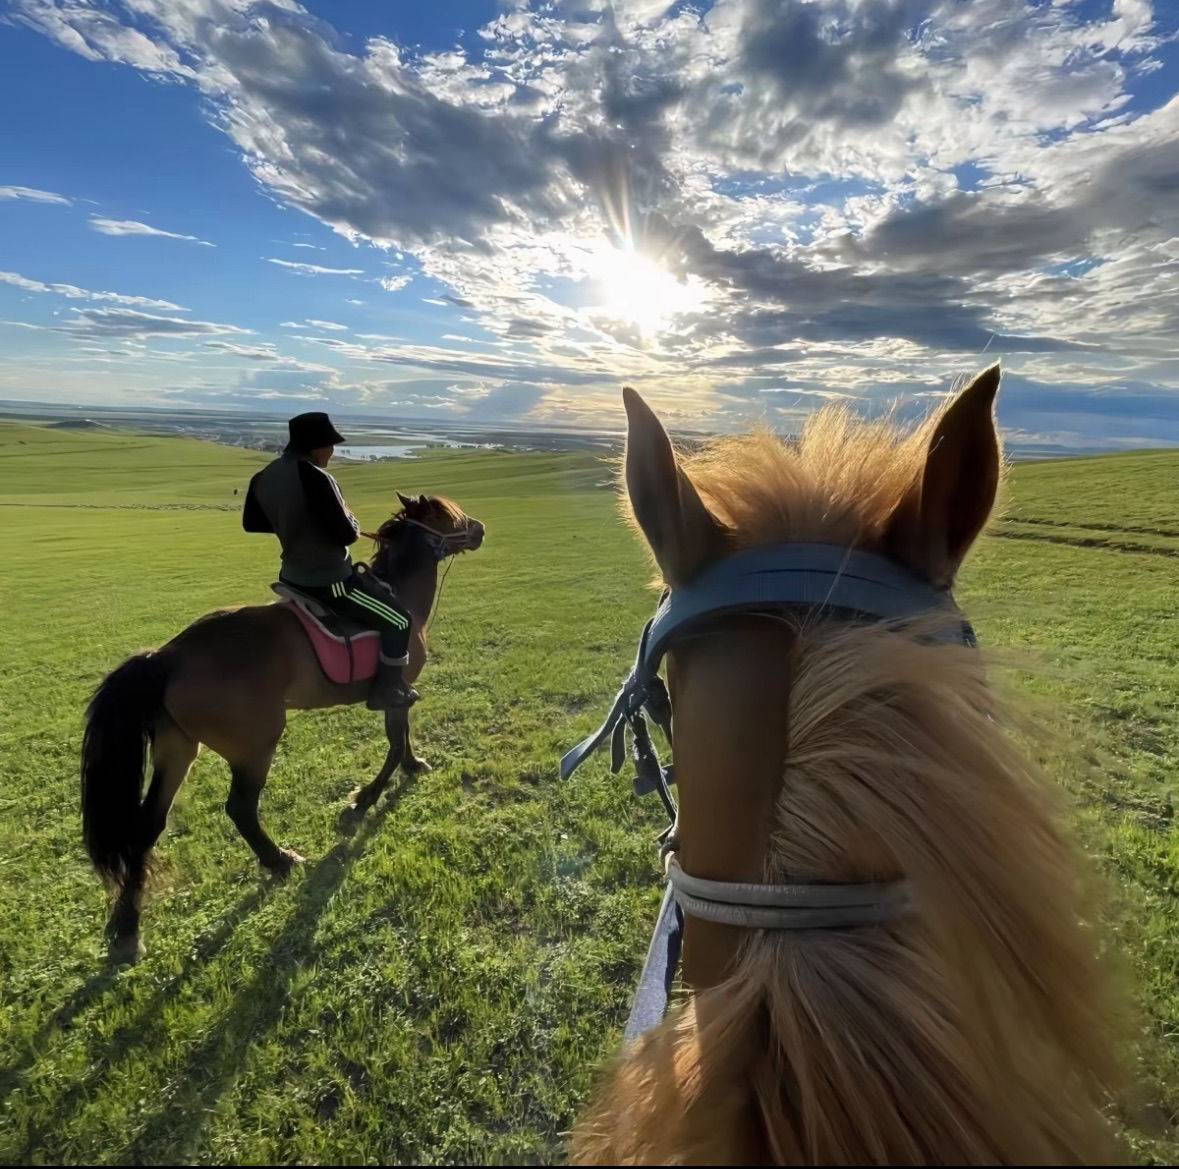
[{"left": 242, "top": 411, "right": 418, "bottom": 710}]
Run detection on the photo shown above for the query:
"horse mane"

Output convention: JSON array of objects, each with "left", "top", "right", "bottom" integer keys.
[{"left": 576, "top": 403, "right": 1123, "bottom": 1164}]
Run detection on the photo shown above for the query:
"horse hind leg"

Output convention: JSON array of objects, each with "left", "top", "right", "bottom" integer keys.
[
  {"left": 224, "top": 745, "right": 304, "bottom": 878},
  {"left": 107, "top": 714, "right": 197, "bottom": 964}
]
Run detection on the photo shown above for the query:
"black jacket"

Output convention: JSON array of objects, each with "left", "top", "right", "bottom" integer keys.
[{"left": 243, "top": 450, "right": 360, "bottom": 586}]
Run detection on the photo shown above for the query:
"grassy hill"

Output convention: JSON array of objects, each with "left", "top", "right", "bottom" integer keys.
[{"left": 0, "top": 420, "right": 1176, "bottom": 1163}]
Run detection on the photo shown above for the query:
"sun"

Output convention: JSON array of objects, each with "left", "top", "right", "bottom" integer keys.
[{"left": 588, "top": 242, "right": 709, "bottom": 335}]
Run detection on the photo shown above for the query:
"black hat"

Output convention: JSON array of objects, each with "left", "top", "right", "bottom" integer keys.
[{"left": 288, "top": 411, "right": 345, "bottom": 452}]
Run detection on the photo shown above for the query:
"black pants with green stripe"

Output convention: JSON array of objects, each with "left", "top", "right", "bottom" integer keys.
[{"left": 288, "top": 570, "right": 412, "bottom": 663}]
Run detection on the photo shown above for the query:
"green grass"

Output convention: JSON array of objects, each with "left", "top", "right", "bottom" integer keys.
[{"left": 0, "top": 420, "right": 1177, "bottom": 1163}]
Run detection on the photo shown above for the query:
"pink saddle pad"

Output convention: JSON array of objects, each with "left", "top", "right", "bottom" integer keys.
[{"left": 282, "top": 601, "right": 379, "bottom": 684}]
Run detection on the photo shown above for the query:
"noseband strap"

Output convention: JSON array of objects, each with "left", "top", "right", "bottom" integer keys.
[
  {"left": 405, "top": 517, "right": 474, "bottom": 559},
  {"left": 665, "top": 855, "right": 912, "bottom": 930},
  {"left": 560, "top": 541, "right": 977, "bottom": 1041}
]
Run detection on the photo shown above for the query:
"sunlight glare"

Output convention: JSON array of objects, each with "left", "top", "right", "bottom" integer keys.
[{"left": 589, "top": 243, "right": 709, "bottom": 335}]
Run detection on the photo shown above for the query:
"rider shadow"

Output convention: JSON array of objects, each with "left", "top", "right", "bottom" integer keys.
[{"left": 114, "top": 781, "right": 415, "bottom": 1164}]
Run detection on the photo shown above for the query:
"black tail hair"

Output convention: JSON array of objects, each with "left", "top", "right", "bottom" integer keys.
[{"left": 81, "top": 651, "right": 169, "bottom": 888}]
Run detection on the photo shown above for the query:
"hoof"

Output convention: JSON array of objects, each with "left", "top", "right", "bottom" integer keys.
[
  {"left": 337, "top": 804, "right": 364, "bottom": 835},
  {"left": 403, "top": 757, "right": 432, "bottom": 776},
  {"left": 265, "top": 848, "right": 305, "bottom": 880},
  {"left": 108, "top": 934, "right": 145, "bottom": 966}
]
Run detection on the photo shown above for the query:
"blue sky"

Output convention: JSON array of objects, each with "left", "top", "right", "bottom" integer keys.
[{"left": 1, "top": 0, "right": 1177, "bottom": 448}]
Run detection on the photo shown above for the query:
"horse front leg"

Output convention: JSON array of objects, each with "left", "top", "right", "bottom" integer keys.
[
  {"left": 401, "top": 709, "right": 433, "bottom": 775},
  {"left": 344, "top": 707, "right": 406, "bottom": 819},
  {"left": 399, "top": 625, "right": 431, "bottom": 775}
]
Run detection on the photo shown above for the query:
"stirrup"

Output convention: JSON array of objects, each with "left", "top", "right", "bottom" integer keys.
[{"left": 366, "top": 681, "right": 420, "bottom": 711}]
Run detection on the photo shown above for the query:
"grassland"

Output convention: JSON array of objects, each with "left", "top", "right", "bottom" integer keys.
[{"left": 0, "top": 420, "right": 1176, "bottom": 1164}]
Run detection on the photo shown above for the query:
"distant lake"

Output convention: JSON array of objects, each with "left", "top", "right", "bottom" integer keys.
[
  {"left": 335, "top": 443, "right": 420, "bottom": 460},
  {"left": 335, "top": 433, "right": 498, "bottom": 461}
]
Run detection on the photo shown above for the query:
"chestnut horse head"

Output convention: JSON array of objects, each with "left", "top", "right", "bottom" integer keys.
[
  {"left": 573, "top": 366, "right": 1122, "bottom": 1164},
  {"left": 371, "top": 491, "right": 485, "bottom": 576}
]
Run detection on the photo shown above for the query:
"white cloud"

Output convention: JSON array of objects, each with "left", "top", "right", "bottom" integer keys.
[
  {"left": 377, "top": 274, "right": 412, "bottom": 292},
  {"left": 280, "top": 318, "right": 349, "bottom": 331},
  {"left": 60, "top": 307, "right": 251, "bottom": 340},
  {"left": 266, "top": 258, "right": 365, "bottom": 277},
  {"left": 204, "top": 340, "right": 279, "bottom": 359},
  {"left": 0, "top": 268, "right": 187, "bottom": 312},
  {"left": 760, "top": 387, "right": 860, "bottom": 400},
  {"left": 88, "top": 216, "right": 215, "bottom": 246},
  {"left": 0, "top": 184, "right": 72, "bottom": 205},
  {"left": 10, "top": 0, "right": 195, "bottom": 75}
]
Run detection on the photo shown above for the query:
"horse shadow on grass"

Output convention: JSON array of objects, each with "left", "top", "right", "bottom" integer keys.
[
  {"left": 11, "top": 777, "right": 413, "bottom": 1163},
  {"left": 5, "top": 878, "right": 274, "bottom": 1160},
  {"left": 113, "top": 775, "right": 416, "bottom": 1164},
  {"left": 0, "top": 967, "right": 122, "bottom": 1106},
  {"left": 0, "top": 874, "right": 278, "bottom": 1102}
]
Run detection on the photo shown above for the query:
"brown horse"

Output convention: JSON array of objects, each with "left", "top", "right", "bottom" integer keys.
[
  {"left": 572, "top": 368, "right": 1123, "bottom": 1163},
  {"left": 81, "top": 492, "right": 484, "bottom": 964}
]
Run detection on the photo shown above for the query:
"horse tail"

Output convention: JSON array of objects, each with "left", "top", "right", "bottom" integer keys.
[{"left": 81, "top": 650, "right": 170, "bottom": 888}]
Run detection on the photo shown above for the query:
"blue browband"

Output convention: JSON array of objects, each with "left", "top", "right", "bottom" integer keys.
[{"left": 560, "top": 541, "right": 974, "bottom": 784}]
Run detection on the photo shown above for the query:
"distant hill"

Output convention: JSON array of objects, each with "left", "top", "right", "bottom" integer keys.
[{"left": 46, "top": 419, "right": 103, "bottom": 430}]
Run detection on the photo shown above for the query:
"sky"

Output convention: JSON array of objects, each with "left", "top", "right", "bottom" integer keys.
[{"left": 1, "top": 0, "right": 1178, "bottom": 448}]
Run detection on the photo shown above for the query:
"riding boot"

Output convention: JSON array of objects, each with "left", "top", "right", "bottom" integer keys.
[{"left": 367, "top": 655, "right": 419, "bottom": 711}]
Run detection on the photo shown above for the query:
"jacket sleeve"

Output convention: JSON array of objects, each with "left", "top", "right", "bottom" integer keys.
[
  {"left": 242, "top": 472, "right": 274, "bottom": 533},
  {"left": 297, "top": 460, "right": 360, "bottom": 546}
]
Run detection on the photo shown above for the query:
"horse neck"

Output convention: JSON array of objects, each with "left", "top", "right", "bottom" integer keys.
[{"left": 376, "top": 546, "right": 437, "bottom": 624}]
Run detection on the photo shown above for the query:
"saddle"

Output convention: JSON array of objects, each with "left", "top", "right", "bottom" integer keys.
[{"left": 271, "top": 582, "right": 379, "bottom": 684}]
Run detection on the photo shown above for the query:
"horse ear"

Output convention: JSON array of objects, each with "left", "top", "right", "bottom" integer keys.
[
  {"left": 885, "top": 363, "right": 1002, "bottom": 587},
  {"left": 623, "top": 385, "right": 723, "bottom": 587},
  {"left": 396, "top": 491, "right": 414, "bottom": 510},
  {"left": 417, "top": 493, "right": 428, "bottom": 507}
]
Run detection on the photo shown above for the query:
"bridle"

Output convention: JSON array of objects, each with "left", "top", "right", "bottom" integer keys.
[
  {"left": 365, "top": 514, "right": 479, "bottom": 562},
  {"left": 560, "top": 540, "right": 977, "bottom": 1040},
  {"left": 402, "top": 516, "right": 480, "bottom": 560}
]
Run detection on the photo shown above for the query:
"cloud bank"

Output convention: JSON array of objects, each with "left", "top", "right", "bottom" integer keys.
[{"left": 5, "top": 0, "right": 1177, "bottom": 439}]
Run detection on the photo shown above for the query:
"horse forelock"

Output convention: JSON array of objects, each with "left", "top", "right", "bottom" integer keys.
[
  {"left": 671, "top": 399, "right": 999, "bottom": 554},
  {"left": 757, "top": 619, "right": 1119, "bottom": 1156},
  {"left": 429, "top": 495, "right": 468, "bottom": 526},
  {"left": 381, "top": 495, "right": 468, "bottom": 534}
]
